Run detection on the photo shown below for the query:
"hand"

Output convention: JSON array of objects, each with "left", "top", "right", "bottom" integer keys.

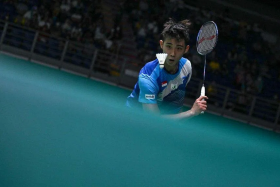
[{"left": 190, "top": 96, "right": 208, "bottom": 116}]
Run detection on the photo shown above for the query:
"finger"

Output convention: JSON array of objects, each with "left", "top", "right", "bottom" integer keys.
[
  {"left": 198, "top": 96, "right": 208, "bottom": 101},
  {"left": 197, "top": 100, "right": 207, "bottom": 107},
  {"left": 200, "top": 105, "right": 207, "bottom": 111},
  {"left": 200, "top": 100, "right": 207, "bottom": 104},
  {"left": 200, "top": 105, "right": 207, "bottom": 110},
  {"left": 199, "top": 102, "right": 207, "bottom": 108}
]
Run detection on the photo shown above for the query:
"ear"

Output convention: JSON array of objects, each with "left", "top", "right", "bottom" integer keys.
[
  {"left": 184, "top": 45, "right": 190, "bottom": 54},
  {"left": 159, "top": 40, "right": 163, "bottom": 49}
]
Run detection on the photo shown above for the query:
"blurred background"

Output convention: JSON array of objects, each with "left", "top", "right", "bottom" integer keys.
[{"left": 0, "top": 0, "right": 279, "bottom": 131}]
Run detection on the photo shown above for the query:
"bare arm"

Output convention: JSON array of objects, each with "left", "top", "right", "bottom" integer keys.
[
  {"left": 142, "top": 96, "right": 208, "bottom": 120},
  {"left": 142, "top": 103, "right": 161, "bottom": 114}
]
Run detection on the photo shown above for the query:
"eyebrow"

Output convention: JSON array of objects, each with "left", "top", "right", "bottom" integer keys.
[{"left": 166, "top": 43, "right": 184, "bottom": 47}]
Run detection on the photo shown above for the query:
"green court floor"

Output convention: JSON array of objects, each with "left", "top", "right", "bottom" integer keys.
[{"left": 1, "top": 53, "right": 280, "bottom": 187}]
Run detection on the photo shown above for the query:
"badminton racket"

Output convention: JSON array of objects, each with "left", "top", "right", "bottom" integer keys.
[{"left": 196, "top": 21, "right": 218, "bottom": 113}]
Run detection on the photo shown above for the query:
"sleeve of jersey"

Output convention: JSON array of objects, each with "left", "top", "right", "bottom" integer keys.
[
  {"left": 187, "top": 69, "right": 192, "bottom": 84},
  {"left": 186, "top": 60, "right": 192, "bottom": 84},
  {"left": 138, "top": 73, "right": 159, "bottom": 104}
]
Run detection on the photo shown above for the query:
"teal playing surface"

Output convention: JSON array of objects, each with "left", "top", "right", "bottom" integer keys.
[{"left": 1, "top": 54, "right": 280, "bottom": 187}]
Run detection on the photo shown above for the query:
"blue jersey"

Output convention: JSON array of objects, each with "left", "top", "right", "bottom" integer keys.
[{"left": 126, "top": 57, "right": 192, "bottom": 114}]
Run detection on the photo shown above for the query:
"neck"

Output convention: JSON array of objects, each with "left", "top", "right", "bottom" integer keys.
[{"left": 164, "top": 64, "right": 178, "bottom": 74}]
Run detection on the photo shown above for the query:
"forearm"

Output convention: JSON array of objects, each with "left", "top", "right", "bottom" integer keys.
[
  {"left": 142, "top": 101, "right": 205, "bottom": 120},
  {"left": 162, "top": 109, "right": 197, "bottom": 120}
]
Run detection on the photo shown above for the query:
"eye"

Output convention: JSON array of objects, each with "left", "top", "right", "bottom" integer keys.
[
  {"left": 166, "top": 45, "right": 171, "bottom": 49},
  {"left": 177, "top": 48, "right": 183, "bottom": 51}
]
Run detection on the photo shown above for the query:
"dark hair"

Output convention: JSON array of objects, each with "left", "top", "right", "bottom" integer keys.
[{"left": 161, "top": 18, "right": 191, "bottom": 46}]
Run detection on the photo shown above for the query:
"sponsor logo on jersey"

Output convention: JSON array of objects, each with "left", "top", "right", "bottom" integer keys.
[
  {"left": 145, "top": 94, "right": 155, "bottom": 99},
  {"left": 162, "top": 81, "right": 167, "bottom": 87},
  {"left": 171, "top": 83, "right": 178, "bottom": 90}
]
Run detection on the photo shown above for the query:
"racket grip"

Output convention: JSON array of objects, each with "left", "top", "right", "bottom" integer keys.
[{"left": 200, "top": 86, "right": 205, "bottom": 114}]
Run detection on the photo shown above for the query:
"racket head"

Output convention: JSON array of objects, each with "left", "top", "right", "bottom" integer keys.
[{"left": 196, "top": 21, "right": 218, "bottom": 55}]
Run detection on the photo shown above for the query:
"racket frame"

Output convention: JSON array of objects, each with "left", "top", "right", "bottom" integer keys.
[{"left": 196, "top": 21, "right": 219, "bottom": 56}]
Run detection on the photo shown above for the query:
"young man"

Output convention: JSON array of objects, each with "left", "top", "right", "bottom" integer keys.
[{"left": 126, "top": 19, "right": 208, "bottom": 120}]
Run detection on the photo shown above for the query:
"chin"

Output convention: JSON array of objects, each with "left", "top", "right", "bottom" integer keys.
[{"left": 167, "top": 61, "right": 176, "bottom": 66}]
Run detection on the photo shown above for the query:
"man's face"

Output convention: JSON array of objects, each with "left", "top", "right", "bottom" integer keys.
[{"left": 160, "top": 37, "right": 189, "bottom": 68}]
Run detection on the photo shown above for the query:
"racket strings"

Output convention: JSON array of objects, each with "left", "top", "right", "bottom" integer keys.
[{"left": 197, "top": 24, "right": 217, "bottom": 55}]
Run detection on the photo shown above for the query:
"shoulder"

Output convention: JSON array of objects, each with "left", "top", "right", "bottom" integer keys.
[
  {"left": 179, "top": 57, "right": 192, "bottom": 72},
  {"left": 140, "top": 59, "right": 159, "bottom": 76}
]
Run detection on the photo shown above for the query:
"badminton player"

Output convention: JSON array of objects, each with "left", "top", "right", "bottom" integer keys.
[{"left": 126, "top": 18, "right": 208, "bottom": 120}]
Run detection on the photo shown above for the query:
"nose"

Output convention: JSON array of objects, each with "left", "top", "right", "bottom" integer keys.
[{"left": 170, "top": 49, "right": 175, "bottom": 57}]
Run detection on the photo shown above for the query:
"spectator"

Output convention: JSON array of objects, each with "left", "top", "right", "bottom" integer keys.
[
  {"left": 207, "top": 81, "right": 219, "bottom": 106},
  {"left": 209, "top": 58, "right": 220, "bottom": 74},
  {"left": 244, "top": 73, "right": 254, "bottom": 94},
  {"left": 220, "top": 59, "right": 229, "bottom": 78},
  {"left": 147, "top": 20, "right": 158, "bottom": 35},
  {"left": 23, "top": 6, "right": 37, "bottom": 21},
  {"left": 61, "top": 18, "right": 72, "bottom": 37},
  {"left": 228, "top": 48, "right": 238, "bottom": 61},
  {"left": 235, "top": 90, "right": 248, "bottom": 113},
  {"left": 16, "top": 2, "right": 28, "bottom": 16},
  {"left": 252, "top": 41, "right": 262, "bottom": 53},
  {"left": 139, "top": 0, "right": 149, "bottom": 12},
  {"left": 137, "top": 26, "right": 147, "bottom": 38},
  {"left": 254, "top": 76, "right": 263, "bottom": 94},
  {"left": 71, "top": 25, "right": 83, "bottom": 41},
  {"left": 71, "top": 10, "right": 82, "bottom": 24},
  {"left": 108, "top": 24, "right": 122, "bottom": 41},
  {"left": 259, "top": 61, "right": 271, "bottom": 79},
  {"left": 60, "top": 0, "right": 71, "bottom": 13},
  {"left": 71, "top": 0, "right": 84, "bottom": 11},
  {"left": 191, "top": 53, "right": 202, "bottom": 66},
  {"left": 273, "top": 94, "right": 280, "bottom": 104},
  {"left": 234, "top": 62, "right": 245, "bottom": 89}
]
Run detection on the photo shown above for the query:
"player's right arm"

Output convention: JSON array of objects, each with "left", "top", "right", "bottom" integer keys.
[
  {"left": 138, "top": 71, "right": 208, "bottom": 119},
  {"left": 142, "top": 96, "right": 208, "bottom": 120},
  {"left": 143, "top": 96, "right": 208, "bottom": 120},
  {"left": 162, "top": 96, "right": 208, "bottom": 120}
]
